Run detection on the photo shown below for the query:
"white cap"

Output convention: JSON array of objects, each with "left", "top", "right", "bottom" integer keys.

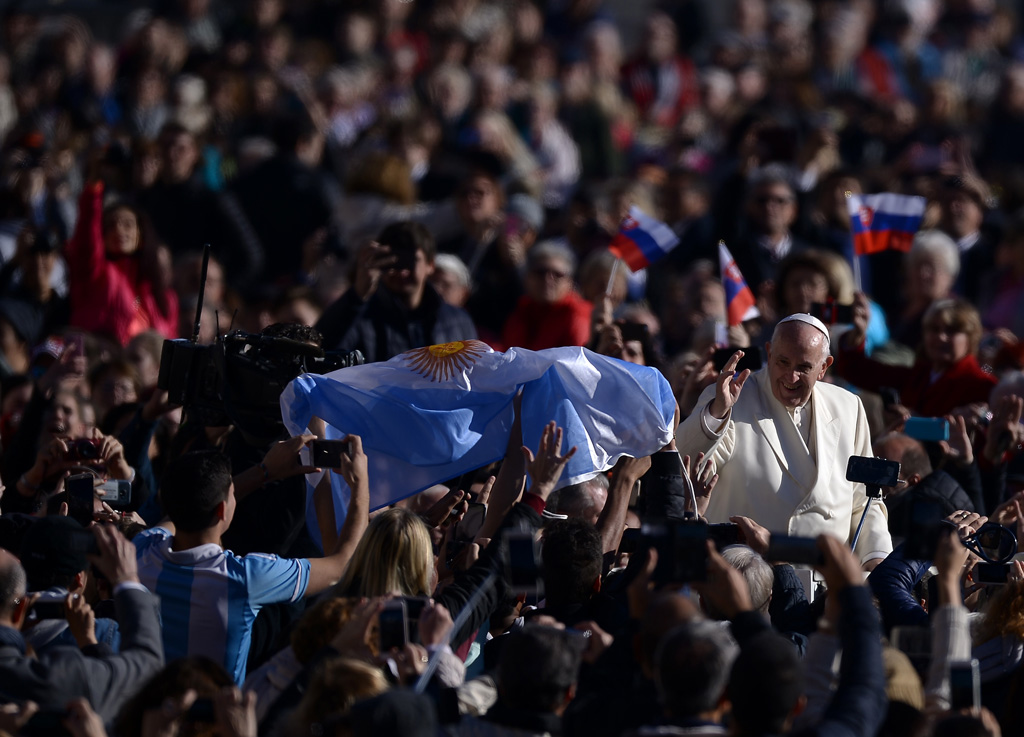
[{"left": 777, "top": 313, "right": 831, "bottom": 350}]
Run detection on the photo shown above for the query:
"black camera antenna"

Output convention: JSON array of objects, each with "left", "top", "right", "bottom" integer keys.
[{"left": 191, "top": 243, "right": 211, "bottom": 344}]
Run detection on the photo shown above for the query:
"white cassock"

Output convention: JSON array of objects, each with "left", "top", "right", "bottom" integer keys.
[{"left": 676, "top": 368, "right": 892, "bottom": 563}]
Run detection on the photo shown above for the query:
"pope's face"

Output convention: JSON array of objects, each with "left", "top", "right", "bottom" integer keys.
[{"left": 765, "top": 324, "right": 833, "bottom": 408}]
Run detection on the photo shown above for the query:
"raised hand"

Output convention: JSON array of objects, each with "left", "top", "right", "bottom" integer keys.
[
  {"left": 261, "top": 433, "right": 318, "bottom": 481},
  {"left": 940, "top": 414, "right": 974, "bottom": 466},
  {"left": 708, "top": 351, "right": 751, "bottom": 420},
  {"left": 522, "top": 420, "right": 578, "bottom": 501},
  {"left": 983, "top": 394, "right": 1024, "bottom": 463},
  {"left": 353, "top": 241, "right": 397, "bottom": 301},
  {"left": 681, "top": 452, "right": 718, "bottom": 517}
]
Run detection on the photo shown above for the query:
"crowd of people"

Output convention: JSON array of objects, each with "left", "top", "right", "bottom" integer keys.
[{"left": 1, "top": 0, "right": 1024, "bottom": 735}]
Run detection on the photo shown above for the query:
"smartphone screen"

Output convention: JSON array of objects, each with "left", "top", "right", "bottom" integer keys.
[
  {"left": 845, "top": 456, "right": 901, "bottom": 487},
  {"left": 949, "top": 660, "right": 981, "bottom": 711},
  {"left": 505, "top": 531, "right": 543, "bottom": 595},
  {"left": 378, "top": 601, "right": 408, "bottom": 652},
  {"left": 766, "top": 535, "right": 824, "bottom": 566},
  {"left": 672, "top": 522, "right": 709, "bottom": 582},
  {"left": 311, "top": 439, "right": 350, "bottom": 469},
  {"left": 65, "top": 473, "right": 96, "bottom": 527}
]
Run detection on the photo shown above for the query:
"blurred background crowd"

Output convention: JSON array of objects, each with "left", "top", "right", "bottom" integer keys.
[{"left": 2, "top": 0, "right": 1024, "bottom": 454}]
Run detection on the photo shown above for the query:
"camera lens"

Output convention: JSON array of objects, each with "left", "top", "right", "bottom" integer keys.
[{"left": 75, "top": 440, "right": 100, "bottom": 460}]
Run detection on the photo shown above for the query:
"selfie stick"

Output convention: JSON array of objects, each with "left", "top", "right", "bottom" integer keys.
[
  {"left": 414, "top": 571, "right": 496, "bottom": 693},
  {"left": 191, "top": 244, "right": 211, "bottom": 344},
  {"left": 850, "top": 484, "right": 883, "bottom": 551}
]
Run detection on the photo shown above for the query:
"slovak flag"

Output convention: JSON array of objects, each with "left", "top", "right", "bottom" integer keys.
[
  {"left": 608, "top": 205, "right": 680, "bottom": 271},
  {"left": 846, "top": 192, "right": 926, "bottom": 256},
  {"left": 719, "top": 241, "right": 759, "bottom": 327}
]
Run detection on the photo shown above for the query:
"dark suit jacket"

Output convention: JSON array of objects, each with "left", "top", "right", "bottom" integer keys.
[{"left": 0, "top": 587, "right": 164, "bottom": 721}]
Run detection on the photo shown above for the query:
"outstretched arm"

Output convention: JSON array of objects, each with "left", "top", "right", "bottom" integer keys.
[{"left": 305, "top": 435, "right": 370, "bottom": 596}]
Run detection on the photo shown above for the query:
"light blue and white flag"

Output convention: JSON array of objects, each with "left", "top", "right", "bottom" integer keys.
[{"left": 280, "top": 340, "right": 675, "bottom": 546}]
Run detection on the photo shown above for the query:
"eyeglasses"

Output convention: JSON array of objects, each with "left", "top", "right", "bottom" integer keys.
[{"left": 530, "top": 267, "right": 570, "bottom": 280}]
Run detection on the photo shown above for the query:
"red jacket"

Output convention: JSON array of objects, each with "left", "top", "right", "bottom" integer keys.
[
  {"left": 67, "top": 182, "right": 178, "bottom": 346},
  {"left": 835, "top": 343, "right": 997, "bottom": 417},
  {"left": 502, "top": 292, "right": 592, "bottom": 352}
]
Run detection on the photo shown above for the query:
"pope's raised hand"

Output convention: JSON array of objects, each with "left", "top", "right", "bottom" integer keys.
[{"left": 708, "top": 350, "right": 751, "bottom": 420}]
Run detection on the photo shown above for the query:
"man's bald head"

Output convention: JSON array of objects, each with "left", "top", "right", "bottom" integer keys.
[
  {"left": 766, "top": 320, "right": 834, "bottom": 408},
  {"left": 0, "top": 549, "right": 26, "bottom": 621},
  {"left": 873, "top": 433, "right": 932, "bottom": 488}
]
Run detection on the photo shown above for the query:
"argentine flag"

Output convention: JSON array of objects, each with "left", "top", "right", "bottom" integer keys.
[{"left": 281, "top": 341, "right": 675, "bottom": 545}]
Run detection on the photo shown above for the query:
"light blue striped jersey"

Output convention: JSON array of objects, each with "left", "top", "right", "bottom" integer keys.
[{"left": 134, "top": 527, "right": 310, "bottom": 684}]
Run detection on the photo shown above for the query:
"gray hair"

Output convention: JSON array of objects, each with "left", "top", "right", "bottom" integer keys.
[
  {"left": 528, "top": 240, "right": 577, "bottom": 274},
  {"left": 721, "top": 545, "right": 774, "bottom": 615},
  {"left": 433, "top": 254, "right": 472, "bottom": 289},
  {"left": 747, "top": 163, "right": 796, "bottom": 199},
  {"left": 655, "top": 618, "right": 739, "bottom": 717},
  {"left": 909, "top": 229, "right": 960, "bottom": 279}
]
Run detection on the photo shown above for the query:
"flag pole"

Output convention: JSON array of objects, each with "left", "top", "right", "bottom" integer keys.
[
  {"left": 606, "top": 257, "right": 622, "bottom": 297},
  {"left": 845, "top": 191, "right": 863, "bottom": 292}
]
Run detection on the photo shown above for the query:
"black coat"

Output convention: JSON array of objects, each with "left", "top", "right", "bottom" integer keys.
[{"left": 316, "top": 283, "right": 477, "bottom": 363}]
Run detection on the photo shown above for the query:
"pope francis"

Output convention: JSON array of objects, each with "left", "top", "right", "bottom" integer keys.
[{"left": 676, "top": 314, "right": 893, "bottom": 567}]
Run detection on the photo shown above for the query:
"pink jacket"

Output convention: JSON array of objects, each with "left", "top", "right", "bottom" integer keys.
[{"left": 67, "top": 182, "right": 178, "bottom": 345}]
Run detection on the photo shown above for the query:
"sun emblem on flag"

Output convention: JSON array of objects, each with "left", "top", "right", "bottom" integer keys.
[
  {"left": 404, "top": 340, "right": 488, "bottom": 382},
  {"left": 858, "top": 205, "right": 874, "bottom": 228}
]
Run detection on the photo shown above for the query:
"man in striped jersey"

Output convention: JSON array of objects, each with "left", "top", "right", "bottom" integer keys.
[{"left": 133, "top": 435, "right": 369, "bottom": 683}]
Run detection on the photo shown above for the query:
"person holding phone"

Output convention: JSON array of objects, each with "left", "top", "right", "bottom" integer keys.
[
  {"left": 132, "top": 435, "right": 371, "bottom": 684},
  {"left": 316, "top": 221, "right": 476, "bottom": 362},
  {"left": 676, "top": 314, "right": 892, "bottom": 568}
]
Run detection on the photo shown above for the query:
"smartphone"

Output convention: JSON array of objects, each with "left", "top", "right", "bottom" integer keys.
[
  {"left": 619, "top": 527, "right": 641, "bottom": 555},
  {"left": 184, "top": 698, "right": 216, "bottom": 724},
  {"left": 672, "top": 522, "right": 709, "bottom": 582},
  {"left": 403, "top": 596, "right": 430, "bottom": 645},
  {"left": 21, "top": 710, "right": 72, "bottom": 737},
  {"left": 65, "top": 473, "right": 96, "bottom": 527},
  {"left": 378, "top": 600, "right": 408, "bottom": 652},
  {"left": 949, "top": 659, "right": 981, "bottom": 711},
  {"left": 620, "top": 322, "right": 649, "bottom": 343},
  {"left": 311, "top": 439, "right": 350, "bottom": 469},
  {"left": 96, "top": 479, "right": 132, "bottom": 509},
  {"left": 455, "top": 502, "right": 487, "bottom": 543},
  {"left": 505, "top": 530, "right": 544, "bottom": 595},
  {"left": 845, "top": 456, "right": 901, "bottom": 488},
  {"left": 903, "top": 417, "right": 950, "bottom": 443},
  {"left": 975, "top": 563, "right": 1011, "bottom": 585},
  {"left": 902, "top": 499, "right": 946, "bottom": 561},
  {"left": 766, "top": 535, "right": 824, "bottom": 566},
  {"left": 28, "top": 592, "right": 68, "bottom": 621},
  {"left": 810, "top": 300, "right": 854, "bottom": 325},
  {"left": 712, "top": 347, "right": 763, "bottom": 374},
  {"left": 708, "top": 522, "right": 741, "bottom": 549}
]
